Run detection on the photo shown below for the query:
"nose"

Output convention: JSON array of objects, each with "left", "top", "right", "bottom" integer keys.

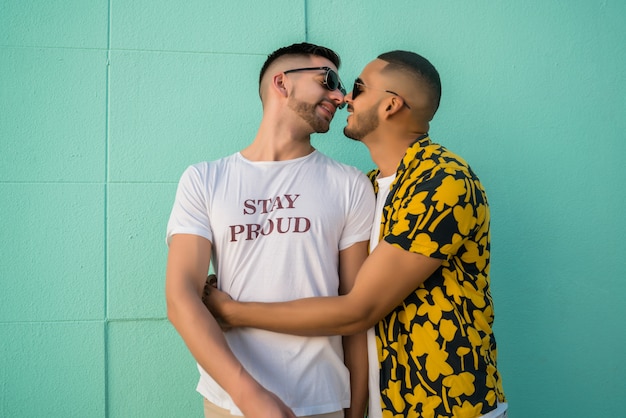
[
  {"left": 342, "top": 91, "right": 353, "bottom": 108},
  {"left": 328, "top": 88, "right": 345, "bottom": 109}
]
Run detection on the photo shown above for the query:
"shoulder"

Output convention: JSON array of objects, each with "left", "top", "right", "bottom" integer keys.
[
  {"left": 181, "top": 153, "right": 238, "bottom": 178},
  {"left": 311, "top": 151, "right": 368, "bottom": 178}
]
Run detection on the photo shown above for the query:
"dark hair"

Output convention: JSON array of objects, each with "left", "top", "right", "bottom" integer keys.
[
  {"left": 259, "top": 42, "right": 341, "bottom": 85},
  {"left": 377, "top": 50, "right": 442, "bottom": 115}
]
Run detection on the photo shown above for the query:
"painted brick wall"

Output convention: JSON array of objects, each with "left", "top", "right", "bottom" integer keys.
[{"left": 1, "top": 1, "right": 625, "bottom": 417}]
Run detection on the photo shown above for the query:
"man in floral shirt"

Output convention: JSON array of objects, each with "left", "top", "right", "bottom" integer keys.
[{"left": 206, "top": 50, "right": 507, "bottom": 418}]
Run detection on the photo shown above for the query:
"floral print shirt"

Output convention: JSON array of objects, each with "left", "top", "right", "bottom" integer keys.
[{"left": 368, "top": 135, "right": 506, "bottom": 418}]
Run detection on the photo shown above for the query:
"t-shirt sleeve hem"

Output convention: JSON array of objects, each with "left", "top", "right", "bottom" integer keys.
[
  {"left": 338, "top": 232, "right": 371, "bottom": 251},
  {"left": 166, "top": 228, "right": 213, "bottom": 246}
]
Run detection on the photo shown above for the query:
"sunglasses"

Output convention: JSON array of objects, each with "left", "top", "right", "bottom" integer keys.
[
  {"left": 352, "top": 79, "right": 411, "bottom": 109},
  {"left": 283, "top": 66, "right": 347, "bottom": 109}
]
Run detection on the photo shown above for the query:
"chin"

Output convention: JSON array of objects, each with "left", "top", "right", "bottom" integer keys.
[{"left": 343, "top": 127, "right": 362, "bottom": 142}]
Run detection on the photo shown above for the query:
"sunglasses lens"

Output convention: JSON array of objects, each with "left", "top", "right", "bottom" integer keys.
[
  {"left": 352, "top": 81, "right": 361, "bottom": 99},
  {"left": 326, "top": 69, "right": 339, "bottom": 90},
  {"left": 324, "top": 69, "right": 346, "bottom": 109}
]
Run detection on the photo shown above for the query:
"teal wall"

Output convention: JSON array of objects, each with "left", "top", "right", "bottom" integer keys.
[{"left": 1, "top": 1, "right": 624, "bottom": 417}]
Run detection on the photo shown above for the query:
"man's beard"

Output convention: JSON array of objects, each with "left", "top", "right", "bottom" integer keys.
[
  {"left": 288, "top": 97, "right": 331, "bottom": 133},
  {"left": 343, "top": 105, "right": 379, "bottom": 141}
]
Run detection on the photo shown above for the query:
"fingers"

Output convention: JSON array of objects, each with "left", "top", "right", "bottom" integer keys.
[
  {"left": 202, "top": 274, "right": 230, "bottom": 331},
  {"left": 208, "top": 274, "right": 218, "bottom": 287},
  {"left": 202, "top": 274, "right": 217, "bottom": 302}
]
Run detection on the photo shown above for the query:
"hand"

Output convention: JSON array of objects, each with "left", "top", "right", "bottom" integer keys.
[
  {"left": 231, "top": 369, "right": 297, "bottom": 418},
  {"left": 239, "top": 388, "right": 297, "bottom": 418},
  {"left": 202, "top": 274, "right": 235, "bottom": 330},
  {"left": 202, "top": 274, "right": 218, "bottom": 301}
]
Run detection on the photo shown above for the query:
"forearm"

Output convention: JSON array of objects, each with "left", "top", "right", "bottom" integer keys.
[
  {"left": 343, "top": 332, "right": 368, "bottom": 418},
  {"left": 167, "top": 286, "right": 262, "bottom": 406},
  {"left": 169, "top": 287, "right": 302, "bottom": 417},
  {"left": 166, "top": 234, "right": 295, "bottom": 417},
  {"left": 222, "top": 294, "right": 376, "bottom": 336}
]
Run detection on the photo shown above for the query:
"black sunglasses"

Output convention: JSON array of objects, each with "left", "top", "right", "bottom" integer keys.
[
  {"left": 283, "top": 66, "right": 347, "bottom": 109},
  {"left": 352, "top": 79, "right": 411, "bottom": 109}
]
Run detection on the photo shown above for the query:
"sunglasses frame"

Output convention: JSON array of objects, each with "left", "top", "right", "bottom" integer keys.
[
  {"left": 283, "top": 66, "right": 347, "bottom": 109},
  {"left": 352, "top": 79, "right": 411, "bottom": 109}
]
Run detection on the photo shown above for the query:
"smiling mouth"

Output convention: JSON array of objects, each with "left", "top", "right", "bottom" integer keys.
[{"left": 318, "top": 103, "right": 335, "bottom": 119}]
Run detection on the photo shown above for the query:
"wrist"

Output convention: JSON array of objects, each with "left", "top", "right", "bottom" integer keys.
[
  {"left": 222, "top": 299, "right": 243, "bottom": 327},
  {"left": 229, "top": 370, "right": 267, "bottom": 415}
]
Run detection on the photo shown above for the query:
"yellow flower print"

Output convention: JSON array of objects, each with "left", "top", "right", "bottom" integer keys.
[
  {"left": 456, "top": 346, "right": 471, "bottom": 358},
  {"left": 442, "top": 372, "right": 476, "bottom": 398},
  {"left": 421, "top": 144, "right": 437, "bottom": 160},
  {"left": 407, "top": 191, "right": 430, "bottom": 215},
  {"left": 424, "top": 346, "right": 454, "bottom": 382},
  {"left": 410, "top": 233, "right": 439, "bottom": 256},
  {"left": 398, "top": 303, "right": 418, "bottom": 332},
  {"left": 416, "top": 158, "right": 437, "bottom": 174},
  {"left": 462, "top": 281, "right": 487, "bottom": 309},
  {"left": 467, "top": 327, "right": 482, "bottom": 349},
  {"left": 392, "top": 203, "right": 410, "bottom": 235},
  {"left": 440, "top": 233, "right": 465, "bottom": 256},
  {"left": 453, "top": 204, "right": 476, "bottom": 236},
  {"left": 416, "top": 287, "right": 454, "bottom": 323},
  {"left": 411, "top": 321, "right": 440, "bottom": 357},
  {"left": 470, "top": 273, "right": 488, "bottom": 293},
  {"left": 439, "top": 319, "right": 458, "bottom": 343},
  {"left": 405, "top": 143, "right": 421, "bottom": 160},
  {"left": 385, "top": 312, "right": 399, "bottom": 343},
  {"left": 383, "top": 380, "right": 406, "bottom": 413},
  {"left": 432, "top": 176, "right": 466, "bottom": 211},
  {"left": 455, "top": 344, "right": 478, "bottom": 371},
  {"left": 451, "top": 400, "right": 483, "bottom": 418},
  {"left": 484, "top": 389, "right": 497, "bottom": 407},
  {"left": 442, "top": 270, "right": 465, "bottom": 304},
  {"left": 472, "top": 306, "right": 493, "bottom": 333},
  {"left": 411, "top": 322, "right": 454, "bottom": 381},
  {"left": 460, "top": 241, "right": 487, "bottom": 271},
  {"left": 486, "top": 364, "right": 498, "bottom": 389},
  {"left": 466, "top": 328, "right": 482, "bottom": 369},
  {"left": 406, "top": 385, "right": 443, "bottom": 418},
  {"left": 475, "top": 218, "right": 489, "bottom": 243},
  {"left": 476, "top": 203, "right": 488, "bottom": 224}
]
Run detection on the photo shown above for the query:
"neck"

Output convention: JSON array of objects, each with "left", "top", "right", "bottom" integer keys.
[
  {"left": 363, "top": 132, "right": 418, "bottom": 177},
  {"left": 242, "top": 114, "right": 315, "bottom": 161}
]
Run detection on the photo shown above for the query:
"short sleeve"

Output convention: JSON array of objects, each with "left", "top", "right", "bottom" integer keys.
[
  {"left": 166, "top": 164, "right": 213, "bottom": 245},
  {"left": 384, "top": 168, "right": 482, "bottom": 260},
  {"left": 338, "top": 172, "right": 375, "bottom": 251}
]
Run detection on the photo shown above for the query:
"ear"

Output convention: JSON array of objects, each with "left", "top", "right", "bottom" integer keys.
[
  {"left": 382, "top": 97, "right": 404, "bottom": 118},
  {"left": 272, "top": 73, "right": 289, "bottom": 98}
]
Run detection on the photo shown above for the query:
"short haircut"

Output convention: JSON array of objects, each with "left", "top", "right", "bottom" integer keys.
[
  {"left": 377, "top": 50, "right": 442, "bottom": 116},
  {"left": 259, "top": 42, "right": 341, "bottom": 86}
]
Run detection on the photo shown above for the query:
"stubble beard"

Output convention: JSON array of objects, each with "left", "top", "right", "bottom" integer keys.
[
  {"left": 343, "top": 105, "right": 379, "bottom": 141},
  {"left": 288, "top": 97, "right": 331, "bottom": 134}
]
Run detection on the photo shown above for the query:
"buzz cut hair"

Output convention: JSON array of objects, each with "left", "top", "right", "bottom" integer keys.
[
  {"left": 259, "top": 42, "right": 341, "bottom": 86},
  {"left": 377, "top": 50, "right": 442, "bottom": 116}
]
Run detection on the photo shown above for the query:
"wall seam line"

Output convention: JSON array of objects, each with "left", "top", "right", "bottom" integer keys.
[
  {"left": 304, "top": 0, "right": 309, "bottom": 41},
  {"left": 104, "top": 0, "right": 112, "bottom": 417}
]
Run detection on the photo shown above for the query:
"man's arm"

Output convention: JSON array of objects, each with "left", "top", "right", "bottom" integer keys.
[
  {"left": 209, "top": 240, "right": 443, "bottom": 336},
  {"left": 165, "top": 234, "right": 295, "bottom": 418},
  {"left": 338, "top": 241, "right": 369, "bottom": 418}
]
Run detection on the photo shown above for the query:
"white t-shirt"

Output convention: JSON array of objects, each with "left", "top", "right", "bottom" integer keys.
[
  {"left": 366, "top": 173, "right": 395, "bottom": 418},
  {"left": 167, "top": 151, "right": 375, "bottom": 416}
]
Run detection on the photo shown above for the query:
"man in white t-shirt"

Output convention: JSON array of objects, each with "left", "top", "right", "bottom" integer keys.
[{"left": 165, "top": 43, "right": 374, "bottom": 418}]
